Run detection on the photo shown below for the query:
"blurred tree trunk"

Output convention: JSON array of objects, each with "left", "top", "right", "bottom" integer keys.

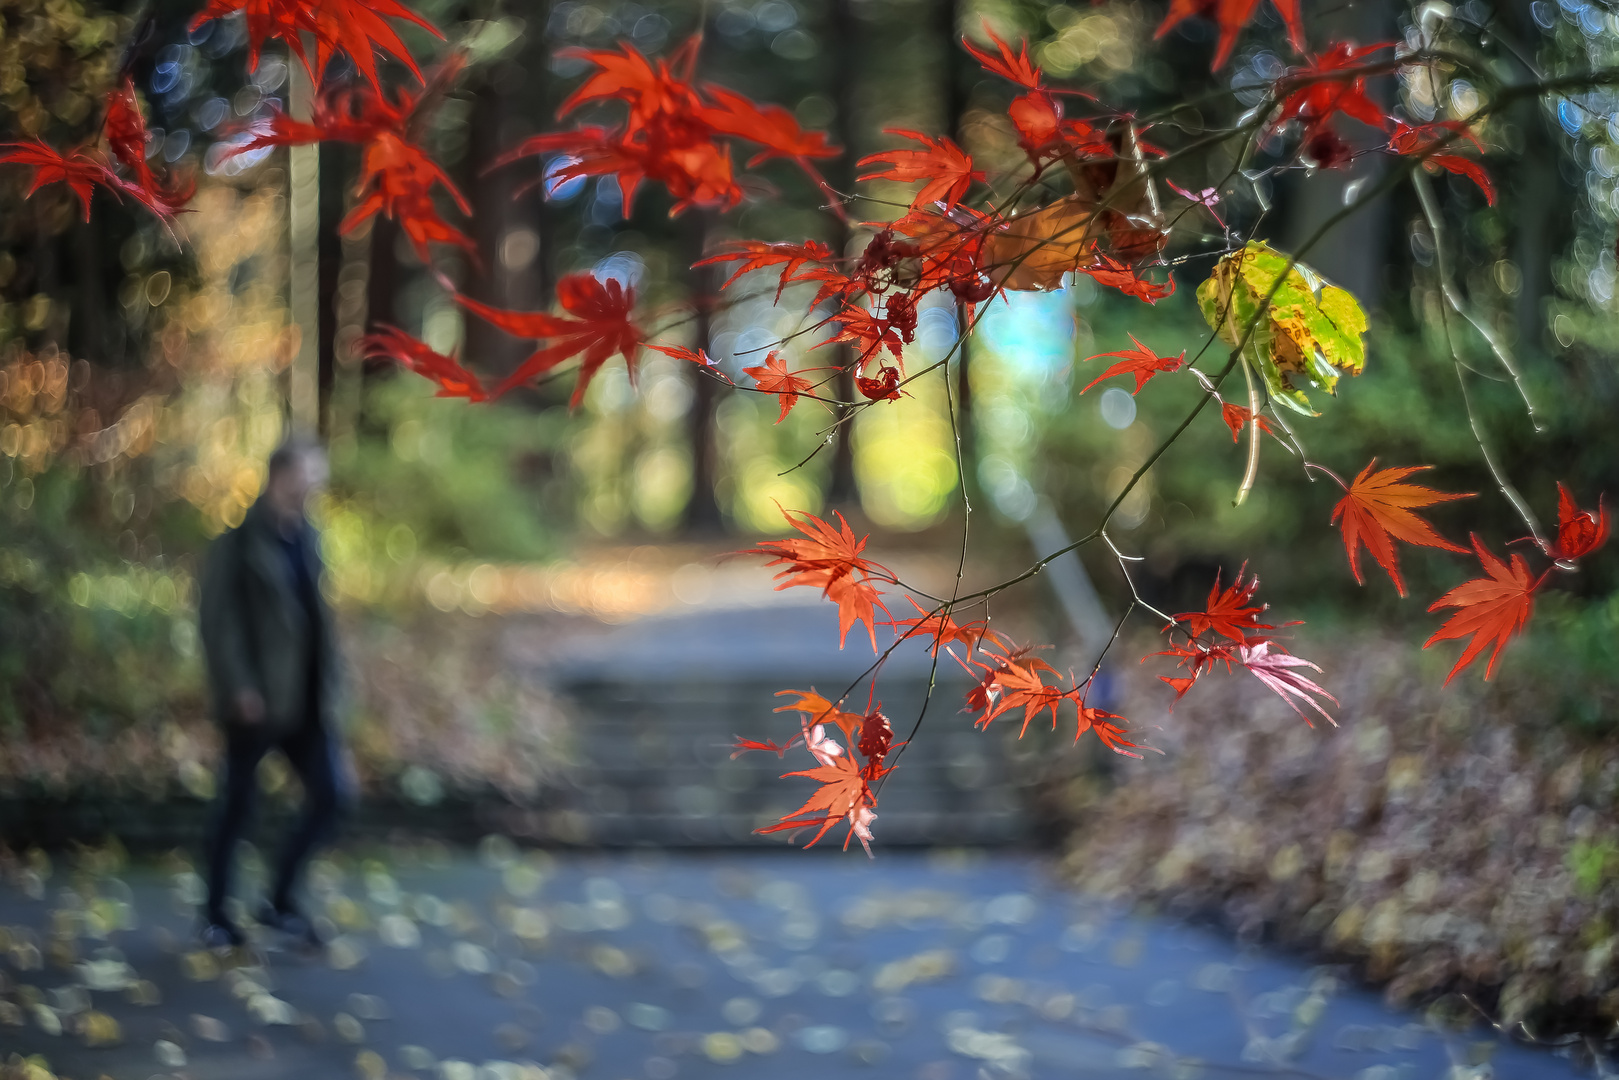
[
  {"left": 683, "top": 213, "right": 724, "bottom": 534},
  {"left": 358, "top": 215, "right": 398, "bottom": 436},
  {"left": 464, "top": 77, "right": 517, "bottom": 376},
  {"left": 825, "top": 0, "right": 859, "bottom": 509},
  {"left": 1494, "top": 0, "right": 1571, "bottom": 351},
  {"left": 317, "top": 142, "right": 347, "bottom": 439},
  {"left": 1280, "top": 0, "right": 1394, "bottom": 303},
  {"left": 71, "top": 213, "right": 111, "bottom": 365},
  {"left": 934, "top": 0, "right": 973, "bottom": 502}
]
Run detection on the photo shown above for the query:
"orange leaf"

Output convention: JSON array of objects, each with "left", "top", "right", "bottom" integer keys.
[
  {"left": 1079, "top": 334, "right": 1185, "bottom": 395},
  {"left": 755, "top": 752, "right": 880, "bottom": 853},
  {"left": 885, "top": 596, "right": 1005, "bottom": 658},
  {"left": 773, "top": 689, "right": 866, "bottom": 745},
  {"left": 983, "top": 196, "right": 1095, "bottom": 291},
  {"left": 742, "top": 352, "right": 815, "bottom": 423},
  {"left": 1424, "top": 534, "right": 1541, "bottom": 684},
  {"left": 1330, "top": 460, "right": 1471, "bottom": 597},
  {"left": 742, "top": 509, "right": 892, "bottom": 651},
  {"left": 1075, "top": 707, "right": 1150, "bottom": 758},
  {"left": 857, "top": 129, "right": 984, "bottom": 212}
]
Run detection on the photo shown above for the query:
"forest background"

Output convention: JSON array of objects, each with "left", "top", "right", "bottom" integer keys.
[{"left": 3, "top": 0, "right": 1619, "bottom": 1030}]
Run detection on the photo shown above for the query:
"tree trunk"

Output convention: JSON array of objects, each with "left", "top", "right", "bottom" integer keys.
[
  {"left": 317, "top": 142, "right": 347, "bottom": 439},
  {"left": 683, "top": 213, "right": 724, "bottom": 534},
  {"left": 824, "top": 0, "right": 860, "bottom": 509}
]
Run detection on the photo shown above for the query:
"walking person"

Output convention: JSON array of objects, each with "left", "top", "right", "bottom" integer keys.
[{"left": 197, "top": 435, "right": 348, "bottom": 949}]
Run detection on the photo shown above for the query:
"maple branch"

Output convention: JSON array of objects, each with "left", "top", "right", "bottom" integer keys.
[
  {"left": 1411, "top": 171, "right": 1547, "bottom": 547},
  {"left": 1407, "top": 168, "right": 1541, "bottom": 429},
  {"left": 1077, "top": 598, "right": 1136, "bottom": 696},
  {"left": 953, "top": 150, "right": 1428, "bottom": 609},
  {"left": 1301, "top": 461, "right": 1349, "bottom": 491},
  {"left": 1101, "top": 532, "right": 1177, "bottom": 629},
  {"left": 880, "top": 351, "right": 980, "bottom": 789}
]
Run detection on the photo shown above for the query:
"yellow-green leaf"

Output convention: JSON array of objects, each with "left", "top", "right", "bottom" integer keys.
[{"left": 1197, "top": 241, "right": 1369, "bottom": 416}]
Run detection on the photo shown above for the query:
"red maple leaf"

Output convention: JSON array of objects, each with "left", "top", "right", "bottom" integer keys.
[
  {"left": 1390, "top": 121, "right": 1496, "bottom": 205},
  {"left": 1274, "top": 43, "right": 1392, "bottom": 140},
  {"left": 824, "top": 306, "right": 910, "bottom": 367},
  {"left": 960, "top": 25, "right": 1109, "bottom": 170},
  {"left": 1240, "top": 641, "right": 1338, "bottom": 725},
  {"left": 743, "top": 509, "right": 893, "bottom": 651},
  {"left": 694, "top": 238, "right": 842, "bottom": 301},
  {"left": 696, "top": 84, "right": 839, "bottom": 166},
  {"left": 343, "top": 132, "right": 473, "bottom": 263},
  {"left": 501, "top": 40, "right": 836, "bottom": 220},
  {"left": 1219, "top": 402, "right": 1279, "bottom": 442},
  {"left": 1150, "top": 639, "right": 1244, "bottom": 703},
  {"left": 962, "top": 24, "right": 1043, "bottom": 90},
  {"left": 188, "top": 0, "right": 439, "bottom": 96},
  {"left": 0, "top": 140, "right": 184, "bottom": 224},
  {"left": 1079, "top": 255, "right": 1176, "bottom": 303},
  {"left": 226, "top": 58, "right": 451, "bottom": 155},
  {"left": 856, "top": 366, "right": 902, "bottom": 402},
  {"left": 1079, "top": 334, "right": 1185, "bottom": 395},
  {"left": 361, "top": 325, "right": 486, "bottom": 400},
  {"left": 648, "top": 343, "right": 731, "bottom": 380},
  {"left": 1172, "top": 564, "right": 1273, "bottom": 641},
  {"left": 1329, "top": 460, "right": 1471, "bottom": 597},
  {"left": 0, "top": 142, "right": 120, "bottom": 221},
  {"left": 742, "top": 352, "right": 815, "bottom": 423},
  {"left": 1541, "top": 483, "right": 1610, "bottom": 563},
  {"left": 1155, "top": 0, "right": 1306, "bottom": 70},
  {"left": 857, "top": 129, "right": 984, "bottom": 212},
  {"left": 453, "top": 272, "right": 645, "bottom": 407},
  {"left": 103, "top": 78, "right": 194, "bottom": 214},
  {"left": 1424, "top": 534, "right": 1543, "bottom": 684}
]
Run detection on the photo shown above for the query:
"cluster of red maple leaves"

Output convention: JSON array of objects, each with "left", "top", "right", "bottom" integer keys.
[{"left": 0, "top": 0, "right": 1600, "bottom": 854}]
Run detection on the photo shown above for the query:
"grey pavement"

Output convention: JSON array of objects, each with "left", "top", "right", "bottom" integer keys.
[{"left": 0, "top": 844, "right": 1592, "bottom": 1079}]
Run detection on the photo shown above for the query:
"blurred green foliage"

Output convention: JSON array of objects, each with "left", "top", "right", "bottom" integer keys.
[{"left": 326, "top": 376, "right": 571, "bottom": 575}]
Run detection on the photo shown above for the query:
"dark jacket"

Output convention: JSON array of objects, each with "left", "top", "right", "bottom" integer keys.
[{"left": 198, "top": 498, "right": 342, "bottom": 735}]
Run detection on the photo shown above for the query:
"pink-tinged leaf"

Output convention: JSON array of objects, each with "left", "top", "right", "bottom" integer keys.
[{"left": 1239, "top": 641, "right": 1338, "bottom": 725}]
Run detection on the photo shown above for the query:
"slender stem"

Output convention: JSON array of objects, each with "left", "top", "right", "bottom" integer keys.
[
  {"left": 1234, "top": 352, "right": 1261, "bottom": 507},
  {"left": 1411, "top": 171, "right": 1546, "bottom": 546}
]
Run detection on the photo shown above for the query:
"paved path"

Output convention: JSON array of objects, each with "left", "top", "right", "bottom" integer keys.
[{"left": 0, "top": 845, "right": 1588, "bottom": 1079}]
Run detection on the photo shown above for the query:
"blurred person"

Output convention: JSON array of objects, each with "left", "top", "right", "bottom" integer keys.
[{"left": 197, "top": 435, "right": 348, "bottom": 950}]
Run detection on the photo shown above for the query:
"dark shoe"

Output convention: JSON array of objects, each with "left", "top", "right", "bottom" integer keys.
[
  {"left": 199, "top": 917, "right": 245, "bottom": 951},
  {"left": 256, "top": 901, "right": 324, "bottom": 950}
]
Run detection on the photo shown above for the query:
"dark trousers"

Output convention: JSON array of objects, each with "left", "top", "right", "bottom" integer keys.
[{"left": 205, "top": 714, "right": 348, "bottom": 921}]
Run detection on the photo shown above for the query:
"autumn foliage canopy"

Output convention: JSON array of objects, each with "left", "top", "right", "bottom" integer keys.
[{"left": 6, "top": 0, "right": 1607, "bottom": 853}]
